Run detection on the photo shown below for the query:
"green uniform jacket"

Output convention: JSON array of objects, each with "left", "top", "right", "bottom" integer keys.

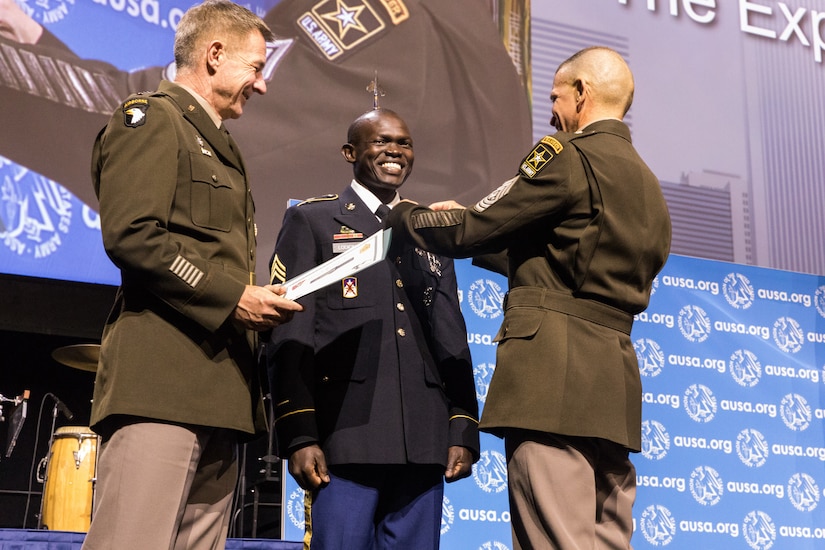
[
  {"left": 89, "top": 81, "right": 265, "bottom": 439},
  {"left": 389, "top": 120, "right": 672, "bottom": 451}
]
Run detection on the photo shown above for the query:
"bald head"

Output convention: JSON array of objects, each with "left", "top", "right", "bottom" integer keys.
[
  {"left": 556, "top": 46, "right": 635, "bottom": 118},
  {"left": 346, "top": 108, "right": 406, "bottom": 144}
]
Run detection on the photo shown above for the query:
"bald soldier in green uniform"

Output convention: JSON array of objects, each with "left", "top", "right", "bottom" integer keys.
[{"left": 388, "top": 47, "right": 672, "bottom": 550}]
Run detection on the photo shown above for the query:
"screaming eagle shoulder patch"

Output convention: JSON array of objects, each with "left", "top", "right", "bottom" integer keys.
[
  {"left": 519, "top": 135, "right": 563, "bottom": 178},
  {"left": 122, "top": 98, "right": 149, "bottom": 128}
]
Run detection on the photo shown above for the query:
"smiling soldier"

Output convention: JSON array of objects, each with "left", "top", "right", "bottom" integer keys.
[{"left": 266, "top": 108, "right": 480, "bottom": 550}]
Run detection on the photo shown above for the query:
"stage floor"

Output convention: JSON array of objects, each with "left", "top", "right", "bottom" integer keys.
[{"left": 0, "top": 529, "right": 301, "bottom": 549}]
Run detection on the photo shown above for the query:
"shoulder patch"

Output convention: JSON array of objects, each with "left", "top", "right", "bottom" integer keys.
[
  {"left": 519, "top": 136, "right": 563, "bottom": 178},
  {"left": 297, "top": 194, "right": 338, "bottom": 206},
  {"left": 540, "top": 135, "right": 564, "bottom": 154},
  {"left": 122, "top": 97, "right": 149, "bottom": 128}
]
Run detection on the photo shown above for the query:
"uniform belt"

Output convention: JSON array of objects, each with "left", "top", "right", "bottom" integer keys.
[{"left": 504, "top": 287, "right": 633, "bottom": 335}]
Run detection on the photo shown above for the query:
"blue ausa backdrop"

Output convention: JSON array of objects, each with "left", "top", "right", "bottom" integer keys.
[{"left": 282, "top": 254, "right": 825, "bottom": 550}]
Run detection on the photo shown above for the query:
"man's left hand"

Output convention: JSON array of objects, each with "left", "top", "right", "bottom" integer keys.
[{"left": 445, "top": 445, "right": 473, "bottom": 482}]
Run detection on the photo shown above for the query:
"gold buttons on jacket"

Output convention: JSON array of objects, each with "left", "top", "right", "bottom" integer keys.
[
  {"left": 397, "top": 328, "right": 406, "bottom": 337},
  {"left": 396, "top": 303, "right": 405, "bottom": 312},
  {"left": 395, "top": 279, "right": 404, "bottom": 288}
]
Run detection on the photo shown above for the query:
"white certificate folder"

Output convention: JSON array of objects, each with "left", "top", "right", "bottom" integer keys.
[{"left": 282, "top": 228, "right": 392, "bottom": 300}]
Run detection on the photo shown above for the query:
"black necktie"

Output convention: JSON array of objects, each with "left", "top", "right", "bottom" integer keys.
[
  {"left": 375, "top": 204, "right": 391, "bottom": 221},
  {"left": 220, "top": 124, "right": 239, "bottom": 157}
]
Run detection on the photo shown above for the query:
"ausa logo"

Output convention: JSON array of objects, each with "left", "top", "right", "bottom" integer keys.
[
  {"left": 780, "top": 393, "right": 811, "bottom": 432},
  {"left": 634, "top": 338, "right": 665, "bottom": 377},
  {"left": 772, "top": 316, "right": 803, "bottom": 354},
  {"left": 440, "top": 496, "right": 454, "bottom": 535},
  {"left": 683, "top": 384, "right": 717, "bottom": 423},
  {"left": 473, "top": 362, "right": 496, "bottom": 403},
  {"left": 639, "top": 504, "right": 676, "bottom": 547},
  {"left": 723, "top": 272, "right": 755, "bottom": 309},
  {"left": 690, "top": 465, "right": 724, "bottom": 506},
  {"left": 815, "top": 286, "right": 825, "bottom": 318},
  {"left": 729, "top": 349, "right": 762, "bottom": 388},
  {"left": 472, "top": 450, "right": 508, "bottom": 494},
  {"left": 678, "top": 305, "right": 711, "bottom": 343},
  {"left": 788, "top": 473, "right": 820, "bottom": 512},
  {"left": 286, "top": 487, "right": 306, "bottom": 529},
  {"left": 641, "top": 419, "right": 670, "bottom": 461},
  {"left": 742, "top": 510, "right": 776, "bottom": 550},
  {"left": 736, "top": 428, "right": 769, "bottom": 468},
  {"left": 467, "top": 279, "right": 504, "bottom": 319},
  {"left": 0, "top": 160, "right": 72, "bottom": 261}
]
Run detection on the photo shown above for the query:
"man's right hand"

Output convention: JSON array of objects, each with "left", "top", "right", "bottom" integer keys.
[
  {"left": 289, "top": 444, "right": 330, "bottom": 491},
  {"left": 231, "top": 284, "right": 303, "bottom": 331}
]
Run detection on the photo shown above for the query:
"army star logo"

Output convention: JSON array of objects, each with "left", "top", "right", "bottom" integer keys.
[
  {"left": 322, "top": 0, "right": 368, "bottom": 38},
  {"left": 300, "top": 0, "right": 386, "bottom": 60},
  {"left": 530, "top": 148, "right": 547, "bottom": 166},
  {"left": 519, "top": 144, "right": 553, "bottom": 177}
]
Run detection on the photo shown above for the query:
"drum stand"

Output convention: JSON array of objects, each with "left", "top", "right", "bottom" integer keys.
[{"left": 35, "top": 401, "right": 62, "bottom": 529}]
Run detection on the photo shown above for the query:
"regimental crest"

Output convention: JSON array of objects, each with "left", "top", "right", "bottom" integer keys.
[
  {"left": 122, "top": 98, "right": 149, "bottom": 128},
  {"left": 297, "top": 0, "right": 409, "bottom": 61},
  {"left": 342, "top": 276, "right": 358, "bottom": 298}
]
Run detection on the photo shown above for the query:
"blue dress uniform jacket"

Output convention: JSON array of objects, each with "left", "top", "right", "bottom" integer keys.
[
  {"left": 90, "top": 81, "right": 265, "bottom": 439},
  {"left": 389, "top": 120, "right": 672, "bottom": 452},
  {"left": 267, "top": 186, "right": 479, "bottom": 466}
]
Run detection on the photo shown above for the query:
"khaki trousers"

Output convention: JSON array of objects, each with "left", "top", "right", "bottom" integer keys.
[
  {"left": 81, "top": 421, "right": 238, "bottom": 550},
  {"left": 505, "top": 430, "right": 636, "bottom": 550}
]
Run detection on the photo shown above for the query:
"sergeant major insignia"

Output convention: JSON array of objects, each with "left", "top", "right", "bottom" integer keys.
[
  {"left": 123, "top": 98, "right": 149, "bottom": 128},
  {"left": 519, "top": 135, "right": 563, "bottom": 177}
]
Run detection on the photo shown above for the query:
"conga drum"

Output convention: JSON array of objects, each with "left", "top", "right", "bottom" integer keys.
[{"left": 41, "top": 426, "right": 98, "bottom": 531}]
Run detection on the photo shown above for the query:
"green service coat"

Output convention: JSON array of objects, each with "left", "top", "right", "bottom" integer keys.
[
  {"left": 89, "top": 81, "right": 265, "bottom": 439},
  {"left": 389, "top": 120, "right": 672, "bottom": 451}
]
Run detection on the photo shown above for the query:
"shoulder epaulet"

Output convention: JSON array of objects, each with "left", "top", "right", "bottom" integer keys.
[{"left": 297, "top": 194, "right": 338, "bottom": 206}]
